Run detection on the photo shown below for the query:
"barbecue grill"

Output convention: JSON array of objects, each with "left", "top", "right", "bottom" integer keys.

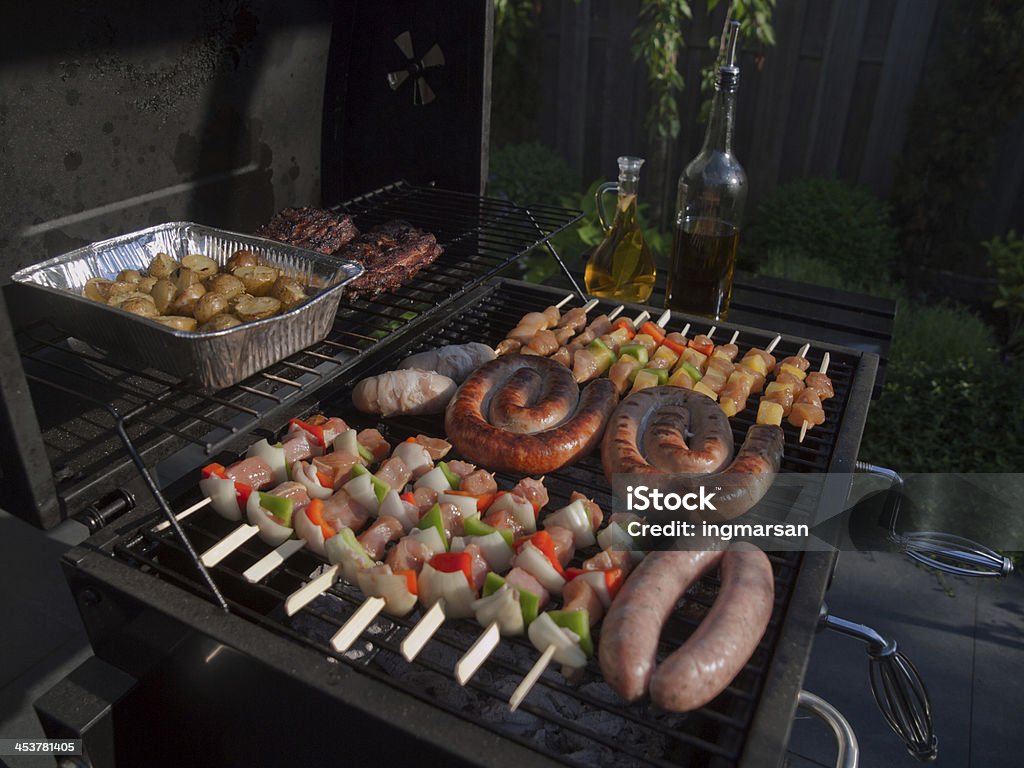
[{"left": 0, "top": 3, "right": 916, "bottom": 766}]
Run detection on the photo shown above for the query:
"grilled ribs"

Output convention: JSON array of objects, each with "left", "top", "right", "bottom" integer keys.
[
  {"left": 338, "top": 220, "right": 443, "bottom": 299},
  {"left": 255, "top": 207, "right": 358, "bottom": 255},
  {"left": 257, "top": 208, "right": 442, "bottom": 299}
]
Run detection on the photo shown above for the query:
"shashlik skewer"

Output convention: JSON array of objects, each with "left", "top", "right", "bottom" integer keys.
[
  {"left": 571, "top": 310, "right": 653, "bottom": 382},
  {"left": 495, "top": 293, "right": 576, "bottom": 356},
  {"left": 755, "top": 343, "right": 810, "bottom": 427},
  {"left": 798, "top": 352, "right": 833, "bottom": 442},
  {"left": 550, "top": 305, "right": 625, "bottom": 367},
  {"left": 717, "top": 334, "right": 781, "bottom": 417}
]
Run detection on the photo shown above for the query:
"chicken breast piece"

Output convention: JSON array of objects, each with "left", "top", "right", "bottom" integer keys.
[
  {"left": 352, "top": 369, "right": 457, "bottom": 417},
  {"left": 397, "top": 342, "right": 496, "bottom": 383}
]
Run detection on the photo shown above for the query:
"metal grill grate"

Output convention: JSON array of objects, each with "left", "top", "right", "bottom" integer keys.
[
  {"left": 17, "top": 183, "right": 581, "bottom": 515},
  {"left": 106, "top": 279, "right": 874, "bottom": 768}
]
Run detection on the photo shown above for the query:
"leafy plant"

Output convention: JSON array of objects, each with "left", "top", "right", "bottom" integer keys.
[
  {"left": 754, "top": 248, "right": 903, "bottom": 300},
  {"left": 487, "top": 142, "right": 579, "bottom": 209},
  {"left": 982, "top": 230, "right": 1024, "bottom": 355},
  {"left": 491, "top": 0, "right": 543, "bottom": 146},
  {"left": 743, "top": 178, "right": 899, "bottom": 283}
]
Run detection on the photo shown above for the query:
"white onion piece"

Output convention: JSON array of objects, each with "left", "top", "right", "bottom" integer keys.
[
  {"left": 343, "top": 473, "right": 379, "bottom": 514},
  {"left": 407, "top": 526, "right": 446, "bottom": 556},
  {"left": 490, "top": 493, "right": 536, "bottom": 533},
  {"left": 414, "top": 466, "right": 452, "bottom": 493},
  {"left": 378, "top": 489, "right": 418, "bottom": 532},
  {"left": 467, "top": 531, "right": 514, "bottom": 573},
  {"left": 439, "top": 492, "right": 479, "bottom": 521},
  {"left": 324, "top": 530, "right": 376, "bottom": 583},
  {"left": 569, "top": 571, "right": 612, "bottom": 608},
  {"left": 514, "top": 543, "right": 565, "bottom": 594},
  {"left": 293, "top": 461, "right": 332, "bottom": 500},
  {"left": 392, "top": 442, "right": 433, "bottom": 478},
  {"left": 472, "top": 585, "right": 524, "bottom": 636},
  {"left": 332, "top": 429, "right": 360, "bottom": 458},
  {"left": 597, "top": 522, "right": 644, "bottom": 562},
  {"left": 246, "top": 439, "right": 288, "bottom": 485},
  {"left": 200, "top": 477, "right": 242, "bottom": 521},
  {"left": 528, "top": 613, "right": 586, "bottom": 668},
  {"left": 543, "top": 500, "right": 595, "bottom": 547},
  {"left": 357, "top": 569, "right": 417, "bottom": 617},
  {"left": 418, "top": 564, "right": 475, "bottom": 618},
  {"left": 245, "top": 493, "right": 293, "bottom": 546},
  {"left": 293, "top": 506, "right": 328, "bottom": 556}
]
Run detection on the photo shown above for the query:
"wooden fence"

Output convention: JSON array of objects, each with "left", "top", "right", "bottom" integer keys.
[{"left": 532, "top": 0, "right": 1024, "bottom": 236}]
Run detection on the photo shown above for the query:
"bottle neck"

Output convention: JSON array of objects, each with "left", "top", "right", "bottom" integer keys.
[
  {"left": 701, "top": 83, "right": 737, "bottom": 155},
  {"left": 617, "top": 174, "right": 638, "bottom": 198}
]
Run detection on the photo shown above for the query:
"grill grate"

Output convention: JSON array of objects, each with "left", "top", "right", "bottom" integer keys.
[
  {"left": 16, "top": 183, "right": 581, "bottom": 515},
  {"left": 107, "top": 279, "right": 872, "bottom": 768}
]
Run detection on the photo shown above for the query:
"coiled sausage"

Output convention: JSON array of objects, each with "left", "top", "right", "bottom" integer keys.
[{"left": 444, "top": 355, "right": 616, "bottom": 474}]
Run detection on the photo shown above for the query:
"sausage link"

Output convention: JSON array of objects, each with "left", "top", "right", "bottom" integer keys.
[
  {"left": 601, "top": 388, "right": 734, "bottom": 482},
  {"left": 445, "top": 355, "right": 617, "bottom": 475},
  {"left": 598, "top": 548, "right": 726, "bottom": 702},
  {"left": 650, "top": 544, "right": 774, "bottom": 711}
]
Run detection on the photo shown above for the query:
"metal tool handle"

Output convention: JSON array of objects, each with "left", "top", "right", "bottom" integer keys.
[
  {"left": 821, "top": 608, "right": 938, "bottom": 762},
  {"left": 855, "top": 461, "right": 1013, "bottom": 578},
  {"left": 797, "top": 690, "right": 859, "bottom": 768}
]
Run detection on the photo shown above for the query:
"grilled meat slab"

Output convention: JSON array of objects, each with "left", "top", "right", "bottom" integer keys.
[
  {"left": 256, "top": 207, "right": 359, "bottom": 254},
  {"left": 338, "top": 220, "right": 443, "bottom": 299}
]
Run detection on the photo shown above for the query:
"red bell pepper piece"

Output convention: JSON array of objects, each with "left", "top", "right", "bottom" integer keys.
[
  {"left": 233, "top": 482, "right": 253, "bottom": 515},
  {"left": 639, "top": 321, "right": 666, "bottom": 345},
  {"left": 662, "top": 336, "right": 687, "bottom": 355},
  {"left": 305, "top": 498, "right": 336, "bottom": 540},
  {"left": 611, "top": 318, "right": 636, "bottom": 338},
  {"left": 289, "top": 418, "right": 326, "bottom": 447},
  {"left": 396, "top": 569, "right": 418, "bottom": 596},
  {"left": 515, "top": 530, "right": 565, "bottom": 576},
  {"left": 689, "top": 337, "right": 715, "bottom": 357},
  {"left": 400, "top": 491, "right": 417, "bottom": 505},
  {"left": 446, "top": 489, "right": 498, "bottom": 512},
  {"left": 202, "top": 462, "right": 228, "bottom": 479},
  {"left": 316, "top": 470, "right": 333, "bottom": 489},
  {"left": 429, "top": 551, "right": 475, "bottom": 589}
]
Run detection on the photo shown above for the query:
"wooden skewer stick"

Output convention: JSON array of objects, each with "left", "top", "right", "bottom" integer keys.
[
  {"left": 706, "top": 325, "right": 717, "bottom": 339},
  {"left": 631, "top": 310, "right": 651, "bottom": 328},
  {"left": 331, "top": 596, "right": 387, "bottom": 653},
  {"left": 680, "top": 322, "right": 692, "bottom": 338},
  {"left": 401, "top": 598, "right": 447, "bottom": 662},
  {"left": 654, "top": 309, "right": 671, "bottom": 328},
  {"left": 765, "top": 334, "right": 782, "bottom": 354},
  {"left": 799, "top": 352, "right": 830, "bottom": 443},
  {"left": 509, "top": 644, "right": 556, "bottom": 711},
  {"left": 555, "top": 293, "right": 575, "bottom": 309},
  {"left": 153, "top": 496, "right": 211, "bottom": 532},
  {"left": 243, "top": 538, "right": 305, "bottom": 584},
  {"left": 580, "top": 298, "right": 599, "bottom": 312},
  {"left": 200, "top": 523, "right": 259, "bottom": 567},
  {"left": 607, "top": 305, "right": 626, "bottom": 321},
  {"left": 455, "top": 620, "right": 502, "bottom": 686},
  {"left": 797, "top": 342, "right": 810, "bottom": 359},
  {"left": 729, "top": 330, "right": 740, "bottom": 345},
  {"left": 285, "top": 564, "right": 340, "bottom": 616}
]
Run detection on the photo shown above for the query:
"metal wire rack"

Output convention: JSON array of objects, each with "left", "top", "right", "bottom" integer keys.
[{"left": 16, "top": 183, "right": 582, "bottom": 515}]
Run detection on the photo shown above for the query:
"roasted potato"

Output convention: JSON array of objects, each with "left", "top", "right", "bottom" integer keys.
[
  {"left": 172, "top": 267, "right": 201, "bottom": 291},
  {"left": 226, "top": 249, "right": 259, "bottom": 272},
  {"left": 234, "top": 295, "right": 281, "bottom": 322},
  {"left": 148, "top": 252, "right": 177, "bottom": 279},
  {"left": 155, "top": 315, "right": 198, "bottom": 332},
  {"left": 270, "top": 276, "right": 307, "bottom": 311},
  {"left": 233, "top": 265, "right": 279, "bottom": 297},
  {"left": 150, "top": 279, "right": 176, "bottom": 313},
  {"left": 204, "top": 273, "right": 245, "bottom": 300},
  {"left": 137, "top": 276, "right": 158, "bottom": 293},
  {"left": 200, "top": 314, "right": 243, "bottom": 332},
  {"left": 106, "top": 281, "right": 139, "bottom": 302},
  {"left": 84, "top": 278, "right": 115, "bottom": 302},
  {"left": 166, "top": 283, "right": 207, "bottom": 317},
  {"left": 194, "top": 292, "right": 229, "bottom": 324},
  {"left": 116, "top": 268, "right": 142, "bottom": 284},
  {"left": 119, "top": 296, "right": 160, "bottom": 318},
  {"left": 181, "top": 253, "right": 218, "bottom": 279}
]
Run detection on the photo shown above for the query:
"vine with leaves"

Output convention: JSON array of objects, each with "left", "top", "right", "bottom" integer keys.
[{"left": 632, "top": 0, "right": 776, "bottom": 142}]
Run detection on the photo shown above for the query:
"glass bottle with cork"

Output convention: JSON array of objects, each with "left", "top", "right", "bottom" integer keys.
[
  {"left": 666, "top": 20, "right": 746, "bottom": 320},
  {"left": 584, "top": 156, "right": 656, "bottom": 303}
]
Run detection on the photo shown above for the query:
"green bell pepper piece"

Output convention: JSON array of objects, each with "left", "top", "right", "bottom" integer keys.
[
  {"left": 641, "top": 367, "right": 669, "bottom": 385},
  {"left": 619, "top": 342, "right": 649, "bottom": 365},
  {"left": 680, "top": 361, "right": 702, "bottom": 384},
  {"left": 438, "top": 461, "right": 460, "bottom": 490},
  {"left": 549, "top": 609, "right": 593, "bottom": 656},
  {"left": 417, "top": 503, "right": 449, "bottom": 551},
  {"left": 257, "top": 492, "right": 294, "bottom": 527}
]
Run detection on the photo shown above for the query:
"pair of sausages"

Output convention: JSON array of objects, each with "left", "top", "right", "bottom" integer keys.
[
  {"left": 601, "top": 387, "right": 784, "bottom": 522},
  {"left": 444, "top": 355, "right": 617, "bottom": 474},
  {"left": 599, "top": 543, "right": 775, "bottom": 711}
]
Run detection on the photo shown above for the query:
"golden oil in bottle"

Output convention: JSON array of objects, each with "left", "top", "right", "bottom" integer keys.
[
  {"left": 584, "top": 156, "right": 656, "bottom": 303},
  {"left": 666, "top": 217, "right": 739, "bottom": 319}
]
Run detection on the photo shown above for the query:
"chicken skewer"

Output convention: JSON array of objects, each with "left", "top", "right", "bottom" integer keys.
[
  {"left": 495, "top": 293, "right": 576, "bottom": 356},
  {"left": 607, "top": 310, "right": 674, "bottom": 395},
  {"left": 571, "top": 309, "right": 654, "bottom": 383},
  {"left": 550, "top": 304, "right": 626, "bottom": 367},
  {"left": 517, "top": 298, "right": 602, "bottom": 357},
  {"left": 798, "top": 353, "right": 833, "bottom": 442},
  {"left": 717, "top": 334, "right": 782, "bottom": 417},
  {"left": 755, "top": 343, "right": 810, "bottom": 427}
]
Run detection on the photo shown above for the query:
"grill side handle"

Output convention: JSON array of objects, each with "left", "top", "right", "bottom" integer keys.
[
  {"left": 796, "top": 690, "right": 859, "bottom": 768},
  {"left": 819, "top": 605, "right": 938, "bottom": 762},
  {"left": 855, "top": 461, "right": 1014, "bottom": 578}
]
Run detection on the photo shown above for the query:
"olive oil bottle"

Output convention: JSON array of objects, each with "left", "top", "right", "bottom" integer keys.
[
  {"left": 666, "top": 21, "right": 746, "bottom": 320},
  {"left": 584, "top": 156, "right": 656, "bottom": 303}
]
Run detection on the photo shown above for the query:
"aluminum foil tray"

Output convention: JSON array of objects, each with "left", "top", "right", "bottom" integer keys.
[{"left": 11, "top": 222, "right": 363, "bottom": 390}]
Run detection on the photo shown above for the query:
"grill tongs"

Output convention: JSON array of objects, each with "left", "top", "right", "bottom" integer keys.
[{"left": 818, "top": 604, "right": 937, "bottom": 762}]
